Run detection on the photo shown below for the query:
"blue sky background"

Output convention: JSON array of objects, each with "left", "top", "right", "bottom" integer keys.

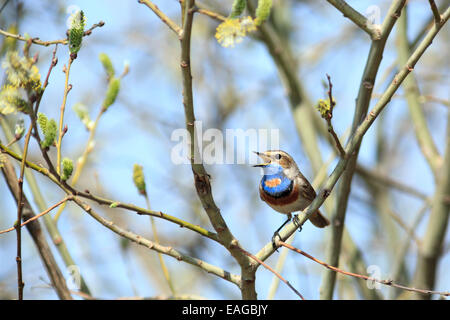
[{"left": 0, "top": 0, "right": 449, "bottom": 299}]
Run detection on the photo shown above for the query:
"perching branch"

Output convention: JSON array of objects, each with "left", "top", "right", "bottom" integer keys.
[{"left": 246, "top": 0, "right": 377, "bottom": 297}]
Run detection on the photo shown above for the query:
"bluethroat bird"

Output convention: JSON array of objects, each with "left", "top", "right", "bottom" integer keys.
[{"left": 254, "top": 150, "right": 330, "bottom": 247}]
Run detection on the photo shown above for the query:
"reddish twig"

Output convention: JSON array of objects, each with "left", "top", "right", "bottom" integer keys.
[
  {"left": 325, "top": 74, "right": 346, "bottom": 158},
  {"left": 0, "top": 197, "right": 71, "bottom": 235},
  {"left": 235, "top": 246, "right": 305, "bottom": 300},
  {"left": 279, "top": 241, "right": 450, "bottom": 298}
]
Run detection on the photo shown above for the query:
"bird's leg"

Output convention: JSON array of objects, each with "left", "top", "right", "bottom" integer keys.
[
  {"left": 272, "top": 213, "right": 292, "bottom": 250},
  {"left": 293, "top": 214, "right": 303, "bottom": 232}
]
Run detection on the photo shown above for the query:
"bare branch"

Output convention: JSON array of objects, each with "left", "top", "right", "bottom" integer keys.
[
  {"left": 280, "top": 241, "right": 450, "bottom": 297},
  {"left": 138, "top": 0, "right": 183, "bottom": 36},
  {"left": 326, "top": 0, "right": 381, "bottom": 40}
]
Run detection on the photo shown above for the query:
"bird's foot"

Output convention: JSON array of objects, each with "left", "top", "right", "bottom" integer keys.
[
  {"left": 271, "top": 232, "right": 282, "bottom": 252},
  {"left": 293, "top": 214, "right": 303, "bottom": 232}
]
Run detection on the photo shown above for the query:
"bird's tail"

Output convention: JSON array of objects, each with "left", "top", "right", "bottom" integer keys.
[{"left": 309, "top": 210, "right": 330, "bottom": 228}]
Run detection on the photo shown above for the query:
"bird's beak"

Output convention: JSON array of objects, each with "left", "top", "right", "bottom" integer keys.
[{"left": 253, "top": 151, "right": 271, "bottom": 167}]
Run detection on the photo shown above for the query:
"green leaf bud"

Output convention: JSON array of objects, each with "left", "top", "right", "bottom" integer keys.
[
  {"left": 68, "top": 10, "right": 86, "bottom": 54},
  {"left": 99, "top": 53, "right": 115, "bottom": 79},
  {"left": 102, "top": 77, "right": 120, "bottom": 111},
  {"left": 255, "top": 0, "right": 272, "bottom": 26},
  {"left": 316, "top": 99, "right": 331, "bottom": 119},
  {"left": 132, "top": 164, "right": 146, "bottom": 195},
  {"left": 230, "top": 0, "right": 247, "bottom": 18},
  {"left": 61, "top": 157, "right": 74, "bottom": 181},
  {"left": 14, "top": 118, "right": 25, "bottom": 140},
  {"left": 38, "top": 113, "right": 57, "bottom": 149}
]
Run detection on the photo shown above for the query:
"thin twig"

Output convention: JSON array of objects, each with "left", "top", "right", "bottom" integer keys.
[
  {"left": 32, "top": 45, "right": 59, "bottom": 177},
  {"left": 325, "top": 74, "right": 346, "bottom": 158},
  {"left": 386, "top": 208, "right": 422, "bottom": 247},
  {"left": 355, "top": 164, "right": 429, "bottom": 200},
  {"left": 138, "top": 0, "right": 183, "bottom": 36},
  {"left": 326, "top": 0, "right": 381, "bottom": 40},
  {"left": 143, "top": 193, "right": 176, "bottom": 296},
  {"left": 53, "top": 106, "right": 104, "bottom": 222},
  {"left": 56, "top": 57, "right": 73, "bottom": 177},
  {"left": 279, "top": 241, "right": 450, "bottom": 297},
  {"left": 194, "top": 4, "right": 226, "bottom": 21},
  {"left": 235, "top": 246, "right": 305, "bottom": 300},
  {"left": 428, "top": 0, "right": 442, "bottom": 24},
  {"left": 0, "top": 21, "right": 104, "bottom": 47},
  {"left": 0, "top": 197, "right": 71, "bottom": 235},
  {"left": 0, "top": 0, "right": 10, "bottom": 13}
]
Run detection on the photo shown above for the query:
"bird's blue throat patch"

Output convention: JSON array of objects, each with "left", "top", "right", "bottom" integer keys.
[{"left": 260, "top": 164, "right": 293, "bottom": 198}]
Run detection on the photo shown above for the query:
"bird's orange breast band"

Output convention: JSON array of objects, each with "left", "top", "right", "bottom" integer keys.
[{"left": 264, "top": 178, "right": 281, "bottom": 188}]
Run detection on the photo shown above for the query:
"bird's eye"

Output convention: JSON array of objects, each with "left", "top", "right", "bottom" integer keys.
[{"left": 275, "top": 153, "right": 282, "bottom": 160}]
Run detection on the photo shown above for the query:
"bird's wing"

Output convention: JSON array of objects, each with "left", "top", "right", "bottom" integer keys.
[{"left": 296, "top": 174, "right": 317, "bottom": 202}]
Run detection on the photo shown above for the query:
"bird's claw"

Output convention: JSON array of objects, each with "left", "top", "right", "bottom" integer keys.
[
  {"left": 271, "top": 232, "right": 282, "bottom": 251},
  {"left": 293, "top": 214, "right": 303, "bottom": 232}
]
